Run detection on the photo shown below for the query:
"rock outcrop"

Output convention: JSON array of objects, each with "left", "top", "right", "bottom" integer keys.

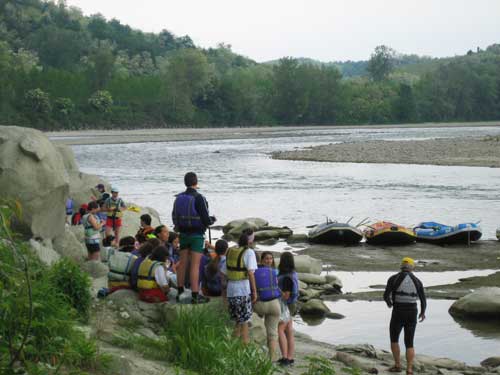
[
  {"left": 0, "top": 126, "right": 68, "bottom": 240},
  {"left": 449, "top": 287, "right": 500, "bottom": 319},
  {"left": 120, "top": 205, "right": 162, "bottom": 238}
]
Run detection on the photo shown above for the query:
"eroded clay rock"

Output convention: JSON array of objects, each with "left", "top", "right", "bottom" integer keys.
[
  {"left": 0, "top": 126, "right": 69, "bottom": 239},
  {"left": 120, "top": 205, "right": 162, "bottom": 238},
  {"left": 300, "top": 298, "right": 331, "bottom": 317},
  {"left": 223, "top": 218, "right": 269, "bottom": 237},
  {"left": 53, "top": 226, "right": 87, "bottom": 263}
]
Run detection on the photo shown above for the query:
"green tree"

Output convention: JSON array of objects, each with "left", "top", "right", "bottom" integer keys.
[
  {"left": 88, "top": 40, "right": 116, "bottom": 89},
  {"left": 162, "top": 48, "right": 212, "bottom": 123},
  {"left": 24, "top": 88, "right": 51, "bottom": 114},
  {"left": 88, "top": 90, "right": 113, "bottom": 112},
  {"left": 367, "top": 45, "right": 396, "bottom": 81},
  {"left": 393, "top": 83, "right": 416, "bottom": 122}
]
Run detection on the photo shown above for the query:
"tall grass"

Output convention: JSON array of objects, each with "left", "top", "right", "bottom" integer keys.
[{"left": 165, "top": 305, "right": 275, "bottom": 375}]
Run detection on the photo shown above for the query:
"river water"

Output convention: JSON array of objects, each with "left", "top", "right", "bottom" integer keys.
[{"left": 72, "top": 125, "right": 500, "bottom": 364}]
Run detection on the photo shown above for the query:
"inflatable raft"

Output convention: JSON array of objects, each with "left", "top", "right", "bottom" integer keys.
[
  {"left": 414, "top": 222, "right": 482, "bottom": 245},
  {"left": 364, "top": 221, "right": 416, "bottom": 245},
  {"left": 309, "top": 221, "right": 363, "bottom": 245}
]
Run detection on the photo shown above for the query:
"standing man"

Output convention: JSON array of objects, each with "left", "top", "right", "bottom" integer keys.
[
  {"left": 383, "top": 257, "right": 426, "bottom": 375},
  {"left": 172, "top": 172, "right": 215, "bottom": 304},
  {"left": 104, "top": 187, "right": 127, "bottom": 244}
]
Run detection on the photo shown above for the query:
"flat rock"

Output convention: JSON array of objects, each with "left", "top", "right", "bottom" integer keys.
[
  {"left": 300, "top": 298, "right": 331, "bottom": 317},
  {"left": 81, "top": 260, "right": 109, "bottom": 278},
  {"left": 298, "top": 273, "right": 327, "bottom": 285},
  {"left": 287, "top": 233, "right": 309, "bottom": 243},
  {"left": 481, "top": 357, "right": 500, "bottom": 368}
]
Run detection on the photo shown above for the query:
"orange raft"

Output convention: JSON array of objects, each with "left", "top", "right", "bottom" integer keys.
[{"left": 364, "top": 221, "right": 416, "bottom": 245}]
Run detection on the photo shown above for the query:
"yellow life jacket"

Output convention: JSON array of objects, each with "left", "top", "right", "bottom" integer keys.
[
  {"left": 226, "top": 247, "right": 248, "bottom": 281},
  {"left": 106, "top": 197, "right": 125, "bottom": 218},
  {"left": 137, "top": 258, "right": 163, "bottom": 290}
]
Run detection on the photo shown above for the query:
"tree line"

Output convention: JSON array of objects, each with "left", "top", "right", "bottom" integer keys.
[{"left": 0, "top": 0, "right": 499, "bottom": 130}]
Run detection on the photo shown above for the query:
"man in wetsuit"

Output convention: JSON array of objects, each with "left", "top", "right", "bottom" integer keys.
[{"left": 383, "top": 257, "right": 426, "bottom": 375}]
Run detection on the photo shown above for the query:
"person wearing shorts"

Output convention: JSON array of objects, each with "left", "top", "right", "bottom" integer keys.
[
  {"left": 82, "top": 201, "right": 103, "bottom": 260},
  {"left": 104, "top": 187, "right": 126, "bottom": 244},
  {"left": 220, "top": 229, "right": 257, "bottom": 344},
  {"left": 384, "top": 257, "right": 426, "bottom": 375},
  {"left": 172, "top": 172, "right": 215, "bottom": 304}
]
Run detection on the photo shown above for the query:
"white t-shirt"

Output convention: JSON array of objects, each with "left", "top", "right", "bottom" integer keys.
[
  {"left": 154, "top": 264, "right": 169, "bottom": 288},
  {"left": 221, "top": 248, "right": 257, "bottom": 298}
]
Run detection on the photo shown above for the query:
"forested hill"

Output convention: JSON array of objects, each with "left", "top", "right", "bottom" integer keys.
[{"left": 1, "top": 0, "right": 499, "bottom": 130}]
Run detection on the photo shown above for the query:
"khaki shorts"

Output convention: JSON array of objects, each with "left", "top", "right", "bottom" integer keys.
[{"left": 254, "top": 298, "right": 281, "bottom": 340}]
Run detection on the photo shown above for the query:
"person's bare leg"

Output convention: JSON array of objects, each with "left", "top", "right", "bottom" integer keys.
[
  {"left": 241, "top": 322, "right": 250, "bottom": 344},
  {"left": 268, "top": 338, "right": 278, "bottom": 361},
  {"left": 190, "top": 251, "right": 203, "bottom": 293},
  {"left": 391, "top": 342, "right": 402, "bottom": 369},
  {"left": 114, "top": 226, "right": 121, "bottom": 245},
  {"left": 406, "top": 348, "right": 415, "bottom": 373},
  {"left": 233, "top": 323, "right": 241, "bottom": 338},
  {"left": 176, "top": 249, "right": 190, "bottom": 292},
  {"left": 285, "top": 320, "right": 295, "bottom": 360},
  {"left": 278, "top": 322, "right": 288, "bottom": 359}
]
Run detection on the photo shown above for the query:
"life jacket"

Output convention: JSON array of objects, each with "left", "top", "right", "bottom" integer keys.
[
  {"left": 129, "top": 256, "right": 145, "bottom": 290},
  {"left": 82, "top": 213, "right": 100, "bottom": 243},
  {"left": 71, "top": 212, "right": 82, "bottom": 226},
  {"left": 105, "top": 197, "right": 124, "bottom": 218},
  {"left": 172, "top": 192, "right": 203, "bottom": 232},
  {"left": 392, "top": 272, "right": 419, "bottom": 304},
  {"left": 226, "top": 247, "right": 248, "bottom": 281},
  {"left": 278, "top": 271, "right": 299, "bottom": 305},
  {"left": 137, "top": 258, "right": 163, "bottom": 290},
  {"left": 255, "top": 266, "right": 281, "bottom": 301},
  {"left": 66, "top": 198, "right": 74, "bottom": 215},
  {"left": 107, "top": 248, "right": 137, "bottom": 289}
]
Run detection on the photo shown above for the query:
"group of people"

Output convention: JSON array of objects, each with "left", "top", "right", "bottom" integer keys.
[{"left": 70, "top": 171, "right": 427, "bottom": 371}]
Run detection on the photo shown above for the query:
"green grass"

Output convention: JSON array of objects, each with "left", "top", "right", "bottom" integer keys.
[{"left": 164, "top": 305, "right": 275, "bottom": 375}]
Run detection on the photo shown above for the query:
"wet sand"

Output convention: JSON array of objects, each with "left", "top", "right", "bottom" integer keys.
[
  {"left": 272, "top": 136, "right": 500, "bottom": 168},
  {"left": 46, "top": 122, "right": 500, "bottom": 146}
]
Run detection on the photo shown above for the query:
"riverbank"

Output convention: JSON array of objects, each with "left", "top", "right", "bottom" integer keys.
[
  {"left": 272, "top": 136, "right": 500, "bottom": 168},
  {"left": 46, "top": 121, "right": 500, "bottom": 146}
]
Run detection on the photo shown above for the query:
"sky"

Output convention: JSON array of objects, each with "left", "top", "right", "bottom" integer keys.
[{"left": 65, "top": 0, "right": 500, "bottom": 62}]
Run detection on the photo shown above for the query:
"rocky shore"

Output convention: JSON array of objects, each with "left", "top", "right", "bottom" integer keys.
[
  {"left": 272, "top": 136, "right": 500, "bottom": 168},
  {"left": 2, "top": 125, "right": 500, "bottom": 374}
]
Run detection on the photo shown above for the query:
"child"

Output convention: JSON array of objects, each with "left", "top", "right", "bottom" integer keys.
[
  {"left": 201, "top": 239, "right": 229, "bottom": 297},
  {"left": 277, "top": 252, "right": 299, "bottom": 366},
  {"left": 221, "top": 229, "right": 257, "bottom": 344},
  {"left": 81, "top": 201, "right": 103, "bottom": 260},
  {"left": 254, "top": 251, "right": 281, "bottom": 361},
  {"left": 137, "top": 245, "right": 171, "bottom": 303},
  {"left": 129, "top": 238, "right": 160, "bottom": 290}
]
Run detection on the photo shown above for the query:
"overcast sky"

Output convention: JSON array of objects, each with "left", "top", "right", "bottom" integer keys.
[{"left": 65, "top": 0, "right": 500, "bottom": 62}]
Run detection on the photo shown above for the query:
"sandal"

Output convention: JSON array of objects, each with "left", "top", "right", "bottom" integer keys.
[
  {"left": 406, "top": 369, "right": 413, "bottom": 375},
  {"left": 388, "top": 366, "right": 403, "bottom": 373}
]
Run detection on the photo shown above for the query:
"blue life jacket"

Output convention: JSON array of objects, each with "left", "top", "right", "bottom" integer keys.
[
  {"left": 66, "top": 198, "right": 74, "bottom": 215},
  {"left": 129, "top": 256, "right": 146, "bottom": 290},
  {"left": 173, "top": 192, "right": 203, "bottom": 232},
  {"left": 255, "top": 266, "right": 281, "bottom": 301},
  {"left": 278, "top": 271, "right": 299, "bottom": 305}
]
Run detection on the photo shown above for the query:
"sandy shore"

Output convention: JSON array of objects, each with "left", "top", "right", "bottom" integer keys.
[
  {"left": 46, "top": 121, "right": 500, "bottom": 146},
  {"left": 272, "top": 135, "right": 500, "bottom": 168}
]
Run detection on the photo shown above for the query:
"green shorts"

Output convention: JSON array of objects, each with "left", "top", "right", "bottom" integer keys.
[{"left": 179, "top": 233, "right": 205, "bottom": 253}]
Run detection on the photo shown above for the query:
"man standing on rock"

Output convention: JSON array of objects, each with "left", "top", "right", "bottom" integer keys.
[
  {"left": 384, "top": 257, "right": 426, "bottom": 375},
  {"left": 172, "top": 172, "right": 215, "bottom": 304}
]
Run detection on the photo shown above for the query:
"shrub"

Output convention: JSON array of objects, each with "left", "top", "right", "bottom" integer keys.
[
  {"left": 48, "top": 258, "right": 92, "bottom": 321},
  {"left": 25, "top": 88, "right": 51, "bottom": 114},
  {"left": 88, "top": 90, "right": 113, "bottom": 113}
]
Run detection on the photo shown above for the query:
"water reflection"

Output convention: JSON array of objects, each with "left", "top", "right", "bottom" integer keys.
[{"left": 295, "top": 300, "right": 500, "bottom": 365}]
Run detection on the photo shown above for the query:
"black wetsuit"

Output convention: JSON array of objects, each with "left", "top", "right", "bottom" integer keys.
[{"left": 383, "top": 271, "right": 426, "bottom": 348}]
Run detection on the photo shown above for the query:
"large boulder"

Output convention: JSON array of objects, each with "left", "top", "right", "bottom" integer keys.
[
  {"left": 449, "top": 287, "right": 500, "bottom": 319},
  {"left": 29, "top": 238, "right": 60, "bottom": 266},
  {"left": 0, "top": 126, "right": 69, "bottom": 240},
  {"left": 53, "top": 226, "right": 87, "bottom": 263},
  {"left": 120, "top": 205, "right": 162, "bottom": 238},
  {"left": 55, "top": 144, "right": 109, "bottom": 209},
  {"left": 254, "top": 230, "right": 280, "bottom": 241},
  {"left": 223, "top": 218, "right": 269, "bottom": 237},
  {"left": 481, "top": 357, "right": 500, "bottom": 368},
  {"left": 294, "top": 255, "right": 323, "bottom": 275}
]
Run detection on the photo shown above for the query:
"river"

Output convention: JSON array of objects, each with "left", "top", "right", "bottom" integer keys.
[{"left": 72, "top": 125, "right": 500, "bottom": 364}]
